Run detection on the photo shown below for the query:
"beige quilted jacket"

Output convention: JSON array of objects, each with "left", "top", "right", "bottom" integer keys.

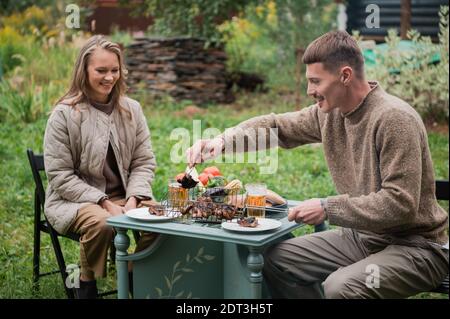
[{"left": 43, "top": 97, "right": 156, "bottom": 234}]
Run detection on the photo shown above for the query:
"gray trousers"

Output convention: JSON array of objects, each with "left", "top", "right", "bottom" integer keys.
[{"left": 263, "top": 228, "right": 449, "bottom": 299}]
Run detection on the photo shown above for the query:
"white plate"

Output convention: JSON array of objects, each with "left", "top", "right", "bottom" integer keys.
[
  {"left": 125, "top": 207, "right": 180, "bottom": 222},
  {"left": 221, "top": 218, "right": 282, "bottom": 233}
]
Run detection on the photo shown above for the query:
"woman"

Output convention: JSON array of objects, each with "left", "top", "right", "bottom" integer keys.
[{"left": 44, "top": 35, "right": 157, "bottom": 298}]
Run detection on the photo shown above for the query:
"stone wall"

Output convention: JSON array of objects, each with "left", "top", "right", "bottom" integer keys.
[{"left": 125, "top": 37, "right": 234, "bottom": 104}]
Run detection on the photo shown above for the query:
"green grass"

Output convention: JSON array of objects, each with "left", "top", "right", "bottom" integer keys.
[{"left": 0, "top": 91, "right": 448, "bottom": 299}]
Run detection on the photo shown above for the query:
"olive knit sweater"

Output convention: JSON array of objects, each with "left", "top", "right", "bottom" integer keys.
[{"left": 221, "top": 82, "right": 448, "bottom": 245}]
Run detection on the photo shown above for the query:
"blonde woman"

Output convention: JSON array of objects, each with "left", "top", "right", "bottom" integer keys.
[{"left": 44, "top": 35, "right": 157, "bottom": 298}]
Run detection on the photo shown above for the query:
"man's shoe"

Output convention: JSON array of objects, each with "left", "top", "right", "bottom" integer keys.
[{"left": 74, "top": 279, "right": 98, "bottom": 299}]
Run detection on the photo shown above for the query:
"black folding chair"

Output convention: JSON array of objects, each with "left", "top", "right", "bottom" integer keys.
[
  {"left": 430, "top": 180, "right": 449, "bottom": 295},
  {"left": 27, "top": 149, "right": 117, "bottom": 299}
]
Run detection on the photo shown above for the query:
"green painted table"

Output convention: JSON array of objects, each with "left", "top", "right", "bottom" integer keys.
[{"left": 107, "top": 200, "right": 305, "bottom": 299}]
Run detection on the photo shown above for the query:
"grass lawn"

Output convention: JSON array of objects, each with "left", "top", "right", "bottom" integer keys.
[{"left": 0, "top": 91, "right": 448, "bottom": 299}]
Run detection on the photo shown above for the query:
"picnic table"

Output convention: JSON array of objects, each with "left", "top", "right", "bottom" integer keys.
[{"left": 107, "top": 200, "right": 315, "bottom": 299}]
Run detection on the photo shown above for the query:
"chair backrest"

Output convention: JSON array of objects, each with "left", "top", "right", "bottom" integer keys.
[
  {"left": 435, "top": 180, "right": 449, "bottom": 201},
  {"left": 26, "top": 149, "right": 46, "bottom": 210}
]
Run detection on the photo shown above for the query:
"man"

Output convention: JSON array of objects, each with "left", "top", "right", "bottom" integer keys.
[{"left": 186, "top": 31, "right": 448, "bottom": 298}]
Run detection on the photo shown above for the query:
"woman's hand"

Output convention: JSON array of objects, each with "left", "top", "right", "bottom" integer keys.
[
  {"left": 124, "top": 196, "right": 138, "bottom": 212},
  {"left": 100, "top": 199, "right": 125, "bottom": 216},
  {"left": 287, "top": 199, "right": 327, "bottom": 225}
]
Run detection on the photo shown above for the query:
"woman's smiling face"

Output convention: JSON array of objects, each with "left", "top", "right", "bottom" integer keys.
[{"left": 87, "top": 48, "right": 120, "bottom": 103}]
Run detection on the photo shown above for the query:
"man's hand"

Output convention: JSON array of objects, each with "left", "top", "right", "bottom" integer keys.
[
  {"left": 287, "top": 199, "right": 327, "bottom": 225},
  {"left": 100, "top": 199, "right": 125, "bottom": 216},
  {"left": 124, "top": 196, "right": 138, "bottom": 212},
  {"left": 186, "top": 137, "right": 224, "bottom": 167}
]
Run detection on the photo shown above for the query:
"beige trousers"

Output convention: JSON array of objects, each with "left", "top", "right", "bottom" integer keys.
[
  {"left": 263, "top": 228, "right": 448, "bottom": 299},
  {"left": 68, "top": 197, "right": 158, "bottom": 279}
]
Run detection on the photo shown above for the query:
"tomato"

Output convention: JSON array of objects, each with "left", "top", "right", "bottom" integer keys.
[
  {"left": 198, "top": 173, "right": 211, "bottom": 186},
  {"left": 175, "top": 173, "right": 185, "bottom": 183},
  {"left": 203, "top": 166, "right": 221, "bottom": 176}
]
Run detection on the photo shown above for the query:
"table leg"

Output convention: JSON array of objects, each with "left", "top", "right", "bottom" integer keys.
[
  {"left": 246, "top": 246, "right": 264, "bottom": 299},
  {"left": 114, "top": 228, "right": 130, "bottom": 299}
]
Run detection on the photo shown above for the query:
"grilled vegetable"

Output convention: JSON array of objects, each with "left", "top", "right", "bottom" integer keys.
[
  {"left": 207, "top": 176, "right": 226, "bottom": 188},
  {"left": 224, "top": 179, "right": 243, "bottom": 190},
  {"left": 203, "top": 166, "right": 221, "bottom": 176}
]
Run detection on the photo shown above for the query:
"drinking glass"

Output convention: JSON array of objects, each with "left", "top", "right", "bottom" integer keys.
[
  {"left": 168, "top": 179, "right": 188, "bottom": 210},
  {"left": 245, "top": 183, "right": 267, "bottom": 218}
]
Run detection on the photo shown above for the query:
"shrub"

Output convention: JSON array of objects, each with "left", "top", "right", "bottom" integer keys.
[
  {"left": 0, "top": 79, "right": 65, "bottom": 124},
  {"left": 218, "top": 15, "right": 264, "bottom": 73},
  {"left": 1, "top": 5, "right": 59, "bottom": 40},
  {"left": 217, "top": 0, "right": 336, "bottom": 93},
  {"left": 0, "top": 3, "right": 79, "bottom": 77},
  {"left": 0, "top": 35, "right": 79, "bottom": 124},
  {"left": 362, "top": 6, "right": 449, "bottom": 123},
  {"left": 136, "top": 0, "right": 252, "bottom": 44},
  {"left": 17, "top": 40, "right": 77, "bottom": 84},
  {"left": 0, "top": 0, "right": 54, "bottom": 16},
  {"left": 0, "top": 26, "right": 28, "bottom": 74},
  {"left": 109, "top": 26, "right": 134, "bottom": 48},
  {"left": 0, "top": 80, "right": 37, "bottom": 123}
]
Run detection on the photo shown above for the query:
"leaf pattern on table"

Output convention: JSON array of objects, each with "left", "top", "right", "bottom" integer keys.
[{"left": 153, "top": 246, "right": 216, "bottom": 299}]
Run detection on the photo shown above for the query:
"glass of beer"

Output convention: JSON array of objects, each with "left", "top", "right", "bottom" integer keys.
[
  {"left": 168, "top": 179, "right": 188, "bottom": 210},
  {"left": 245, "top": 183, "right": 267, "bottom": 218}
]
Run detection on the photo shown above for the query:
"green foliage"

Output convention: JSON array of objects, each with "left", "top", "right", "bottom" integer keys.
[
  {"left": 127, "top": 0, "right": 253, "bottom": 44},
  {"left": 272, "top": 0, "right": 337, "bottom": 54},
  {"left": 0, "top": 80, "right": 36, "bottom": 123},
  {"left": 0, "top": 1, "right": 81, "bottom": 78},
  {"left": 218, "top": 1, "right": 280, "bottom": 76},
  {"left": 109, "top": 26, "right": 134, "bottom": 47},
  {"left": 0, "top": 26, "right": 28, "bottom": 74},
  {"left": 0, "top": 3, "right": 72, "bottom": 41},
  {"left": 361, "top": 6, "right": 449, "bottom": 123},
  {"left": 264, "top": 0, "right": 337, "bottom": 94},
  {"left": 0, "top": 79, "right": 66, "bottom": 123},
  {"left": 2, "top": 5, "right": 52, "bottom": 37},
  {"left": 0, "top": 0, "right": 54, "bottom": 16},
  {"left": 0, "top": 36, "right": 77, "bottom": 123},
  {"left": 217, "top": 0, "right": 337, "bottom": 92},
  {"left": 218, "top": 15, "right": 263, "bottom": 73}
]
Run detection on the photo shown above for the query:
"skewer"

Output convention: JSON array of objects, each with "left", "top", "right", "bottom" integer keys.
[{"left": 244, "top": 205, "right": 289, "bottom": 212}]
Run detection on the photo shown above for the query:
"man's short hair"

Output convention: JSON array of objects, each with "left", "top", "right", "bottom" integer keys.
[{"left": 302, "top": 30, "right": 365, "bottom": 78}]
